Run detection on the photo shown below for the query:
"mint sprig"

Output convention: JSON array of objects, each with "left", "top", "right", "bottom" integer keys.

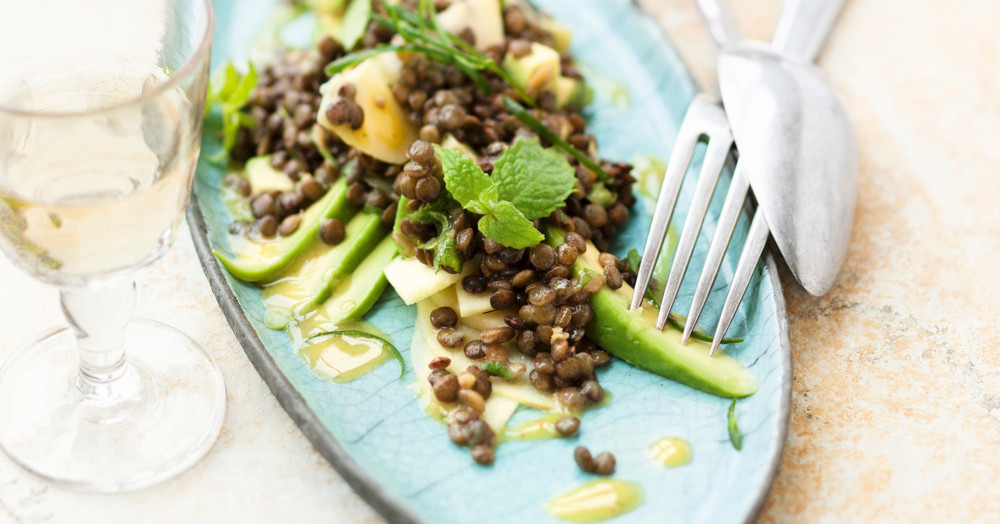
[
  {"left": 407, "top": 195, "right": 465, "bottom": 273},
  {"left": 503, "top": 97, "right": 611, "bottom": 182},
  {"left": 326, "top": 0, "right": 535, "bottom": 106},
  {"left": 478, "top": 201, "right": 543, "bottom": 248},
  {"left": 435, "top": 138, "right": 575, "bottom": 249},
  {"left": 205, "top": 61, "right": 259, "bottom": 163},
  {"left": 493, "top": 138, "right": 575, "bottom": 219},
  {"left": 437, "top": 147, "right": 495, "bottom": 214}
]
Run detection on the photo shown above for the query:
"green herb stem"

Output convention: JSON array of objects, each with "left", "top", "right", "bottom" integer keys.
[
  {"left": 502, "top": 97, "right": 611, "bottom": 182},
  {"left": 365, "top": 4, "right": 535, "bottom": 105},
  {"left": 324, "top": 44, "right": 420, "bottom": 76},
  {"left": 727, "top": 399, "right": 742, "bottom": 451}
]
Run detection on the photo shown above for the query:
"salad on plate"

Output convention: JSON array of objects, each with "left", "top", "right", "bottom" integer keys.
[{"left": 205, "top": 0, "right": 756, "bottom": 481}]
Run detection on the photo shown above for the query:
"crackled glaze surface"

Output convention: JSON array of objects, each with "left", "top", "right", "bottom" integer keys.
[{"left": 0, "top": 0, "right": 996, "bottom": 522}]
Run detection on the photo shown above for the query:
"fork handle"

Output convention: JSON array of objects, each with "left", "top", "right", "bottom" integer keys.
[
  {"left": 695, "top": 0, "right": 741, "bottom": 47},
  {"left": 772, "top": 0, "right": 847, "bottom": 63}
]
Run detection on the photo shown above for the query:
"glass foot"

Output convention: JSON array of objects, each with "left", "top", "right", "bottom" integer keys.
[{"left": 0, "top": 319, "right": 226, "bottom": 492}]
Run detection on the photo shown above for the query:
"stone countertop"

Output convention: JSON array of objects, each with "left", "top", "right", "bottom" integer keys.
[{"left": 1, "top": 1, "right": 998, "bottom": 522}]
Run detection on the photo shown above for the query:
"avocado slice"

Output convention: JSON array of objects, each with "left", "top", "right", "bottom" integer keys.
[
  {"left": 436, "top": 0, "right": 505, "bottom": 51},
  {"left": 440, "top": 134, "right": 477, "bottom": 159},
  {"left": 503, "top": 42, "right": 561, "bottom": 96},
  {"left": 317, "top": 53, "right": 418, "bottom": 164},
  {"left": 213, "top": 177, "right": 354, "bottom": 282},
  {"left": 548, "top": 229, "right": 758, "bottom": 398},
  {"left": 540, "top": 17, "right": 572, "bottom": 52},
  {"left": 309, "top": 210, "right": 389, "bottom": 304},
  {"left": 553, "top": 76, "right": 590, "bottom": 110},
  {"left": 384, "top": 256, "right": 477, "bottom": 305},
  {"left": 317, "top": 235, "right": 397, "bottom": 323},
  {"left": 245, "top": 155, "right": 294, "bottom": 193},
  {"left": 503, "top": 42, "right": 589, "bottom": 110}
]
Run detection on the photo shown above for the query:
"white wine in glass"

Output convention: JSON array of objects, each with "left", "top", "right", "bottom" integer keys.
[{"left": 0, "top": 0, "right": 225, "bottom": 492}]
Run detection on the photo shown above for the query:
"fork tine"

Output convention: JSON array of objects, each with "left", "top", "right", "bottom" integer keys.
[
  {"left": 681, "top": 162, "right": 750, "bottom": 344},
  {"left": 654, "top": 135, "right": 732, "bottom": 330},
  {"left": 709, "top": 208, "right": 770, "bottom": 356},
  {"left": 629, "top": 111, "right": 703, "bottom": 311}
]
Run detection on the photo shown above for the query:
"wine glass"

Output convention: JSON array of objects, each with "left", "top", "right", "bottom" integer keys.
[{"left": 0, "top": 0, "right": 225, "bottom": 491}]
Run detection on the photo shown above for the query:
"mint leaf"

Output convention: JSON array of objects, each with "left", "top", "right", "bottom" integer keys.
[
  {"left": 205, "top": 61, "right": 258, "bottom": 162},
  {"left": 228, "top": 62, "right": 258, "bottom": 109},
  {"left": 437, "top": 146, "right": 495, "bottom": 214},
  {"left": 339, "top": 0, "right": 372, "bottom": 51},
  {"left": 408, "top": 195, "right": 464, "bottom": 273},
  {"left": 409, "top": 193, "right": 456, "bottom": 230},
  {"left": 469, "top": 182, "right": 500, "bottom": 215},
  {"left": 419, "top": 227, "right": 462, "bottom": 273},
  {"left": 478, "top": 201, "right": 543, "bottom": 249},
  {"left": 503, "top": 97, "right": 610, "bottom": 181},
  {"left": 205, "top": 64, "right": 238, "bottom": 117},
  {"left": 492, "top": 137, "right": 576, "bottom": 219}
]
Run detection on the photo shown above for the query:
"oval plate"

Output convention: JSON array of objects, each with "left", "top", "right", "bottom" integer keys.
[{"left": 188, "top": 1, "right": 791, "bottom": 522}]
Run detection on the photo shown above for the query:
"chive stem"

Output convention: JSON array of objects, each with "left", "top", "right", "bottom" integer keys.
[{"left": 502, "top": 97, "right": 612, "bottom": 182}]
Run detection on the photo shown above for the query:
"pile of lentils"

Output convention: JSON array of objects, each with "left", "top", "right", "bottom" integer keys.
[
  {"left": 387, "top": 3, "right": 639, "bottom": 469},
  {"left": 387, "top": 5, "right": 641, "bottom": 469},
  {"left": 221, "top": 1, "right": 643, "bottom": 471},
  {"left": 421, "top": 231, "right": 637, "bottom": 465},
  {"left": 223, "top": 35, "right": 403, "bottom": 245}
]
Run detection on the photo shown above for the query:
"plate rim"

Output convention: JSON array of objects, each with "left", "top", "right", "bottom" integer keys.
[
  {"left": 186, "top": 2, "right": 793, "bottom": 520},
  {"left": 187, "top": 199, "right": 424, "bottom": 524}
]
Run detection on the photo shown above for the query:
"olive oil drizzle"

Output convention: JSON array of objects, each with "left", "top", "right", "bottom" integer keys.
[
  {"left": 649, "top": 437, "right": 692, "bottom": 468},
  {"left": 546, "top": 479, "right": 643, "bottom": 523},
  {"left": 300, "top": 329, "right": 404, "bottom": 383}
]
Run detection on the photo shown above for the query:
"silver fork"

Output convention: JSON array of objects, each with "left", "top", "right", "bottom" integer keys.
[{"left": 630, "top": 3, "right": 769, "bottom": 356}]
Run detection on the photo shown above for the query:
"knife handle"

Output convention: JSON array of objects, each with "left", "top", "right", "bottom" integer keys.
[
  {"left": 771, "top": 0, "right": 847, "bottom": 63},
  {"left": 695, "top": 0, "right": 741, "bottom": 48}
]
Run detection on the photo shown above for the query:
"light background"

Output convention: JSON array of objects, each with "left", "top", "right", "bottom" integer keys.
[{"left": 1, "top": 0, "right": 998, "bottom": 522}]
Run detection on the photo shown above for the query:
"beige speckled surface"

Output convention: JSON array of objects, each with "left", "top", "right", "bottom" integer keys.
[
  {"left": 0, "top": 226, "right": 383, "bottom": 524},
  {"left": 642, "top": 0, "right": 1000, "bottom": 522},
  {"left": 1, "top": 1, "right": 999, "bottom": 522}
]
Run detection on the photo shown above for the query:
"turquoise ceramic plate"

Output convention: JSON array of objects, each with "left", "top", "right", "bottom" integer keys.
[{"left": 189, "top": 1, "right": 791, "bottom": 522}]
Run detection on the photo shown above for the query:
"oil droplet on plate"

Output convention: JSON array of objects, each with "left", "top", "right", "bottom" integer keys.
[
  {"left": 502, "top": 413, "right": 563, "bottom": 442},
  {"left": 546, "top": 479, "right": 643, "bottom": 523},
  {"left": 299, "top": 330, "right": 395, "bottom": 383},
  {"left": 650, "top": 437, "right": 692, "bottom": 468}
]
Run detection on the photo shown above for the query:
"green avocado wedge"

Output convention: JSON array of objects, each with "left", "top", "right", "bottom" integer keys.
[
  {"left": 548, "top": 229, "right": 758, "bottom": 398},
  {"left": 213, "top": 176, "right": 354, "bottom": 282},
  {"left": 308, "top": 211, "right": 388, "bottom": 305},
  {"left": 317, "top": 235, "right": 397, "bottom": 323}
]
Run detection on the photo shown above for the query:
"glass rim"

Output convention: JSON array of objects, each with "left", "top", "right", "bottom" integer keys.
[{"left": 0, "top": 0, "right": 215, "bottom": 120}]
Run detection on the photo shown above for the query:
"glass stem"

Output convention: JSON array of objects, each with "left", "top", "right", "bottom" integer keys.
[{"left": 60, "top": 278, "right": 138, "bottom": 400}]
